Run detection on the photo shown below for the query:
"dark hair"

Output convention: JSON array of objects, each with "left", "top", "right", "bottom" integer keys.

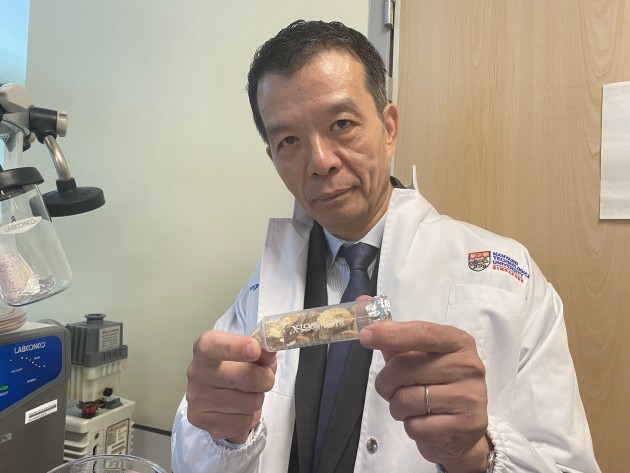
[{"left": 247, "top": 20, "right": 388, "bottom": 143}]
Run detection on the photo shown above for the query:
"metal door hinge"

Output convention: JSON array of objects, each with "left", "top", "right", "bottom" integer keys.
[{"left": 384, "top": 0, "right": 396, "bottom": 29}]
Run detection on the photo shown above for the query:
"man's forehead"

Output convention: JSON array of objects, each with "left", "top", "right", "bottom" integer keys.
[
  {"left": 256, "top": 49, "right": 374, "bottom": 138},
  {"left": 258, "top": 53, "right": 367, "bottom": 107}
]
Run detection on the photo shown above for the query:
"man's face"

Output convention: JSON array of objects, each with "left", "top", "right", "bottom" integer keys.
[{"left": 257, "top": 49, "right": 398, "bottom": 241}]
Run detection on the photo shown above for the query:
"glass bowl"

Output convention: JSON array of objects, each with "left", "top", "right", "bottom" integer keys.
[{"left": 46, "top": 454, "right": 168, "bottom": 473}]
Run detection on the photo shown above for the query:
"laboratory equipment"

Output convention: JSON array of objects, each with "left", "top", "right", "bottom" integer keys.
[
  {"left": 0, "top": 320, "right": 71, "bottom": 472},
  {"left": 0, "top": 82, "right": 105, "bottom": 307},
  {"left": 0, "top": 166, "right": 72, "bottom": 306},
  {"left": 252, "top": 295, "right": 392, "bottom": 351},
  {"left": 0, "top": 300, "right": 26, "bottom": 332},
  {"left": 64, "top": 314, "right": 134, "bottom": 462}
]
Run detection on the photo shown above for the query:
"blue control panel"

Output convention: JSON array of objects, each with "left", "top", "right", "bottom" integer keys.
[{"left": 0, "top": 335, "right": 63, "bottom": 413}]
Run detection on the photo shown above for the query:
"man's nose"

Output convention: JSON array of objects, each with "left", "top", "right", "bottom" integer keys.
[{"left": 306, "top": 136, "right": 341, "bottom": 176}]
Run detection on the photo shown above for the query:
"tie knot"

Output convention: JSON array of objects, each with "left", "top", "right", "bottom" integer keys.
[{"left": 342, "top": 243, "right": 378, "bottom": 271}]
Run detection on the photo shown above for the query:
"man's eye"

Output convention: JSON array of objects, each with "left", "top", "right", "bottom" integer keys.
[
  {"left": 279, "top": 136, "right": 298, "bottom": 147},
  {"left": 332, "top": 119, "right": 352, "bottom": 131}
]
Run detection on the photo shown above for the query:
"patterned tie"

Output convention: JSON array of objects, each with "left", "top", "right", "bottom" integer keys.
[{"left": 312, "top": 242, "right": 378, "bottom": 472}]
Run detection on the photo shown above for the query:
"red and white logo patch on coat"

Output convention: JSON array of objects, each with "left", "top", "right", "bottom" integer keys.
[{"left": 468, "top": 251, "right": 491, "bottom": 272}]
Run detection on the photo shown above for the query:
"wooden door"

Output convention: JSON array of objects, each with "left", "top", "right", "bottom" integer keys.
[{"left": 394, "top": 1, "right": 630, "bottom": 470}]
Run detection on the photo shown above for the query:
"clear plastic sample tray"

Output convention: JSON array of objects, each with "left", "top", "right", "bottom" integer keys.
[{"left": 252, "top": 295, "right": 391, "bottom": 351}]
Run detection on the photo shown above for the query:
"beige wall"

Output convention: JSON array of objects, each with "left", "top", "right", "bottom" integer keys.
[
  {"left": 393, "top": 1, "right": 630, "bottom": 470},
  {"left": 24, "top": 1, "right": 369, "bottom": 431}
]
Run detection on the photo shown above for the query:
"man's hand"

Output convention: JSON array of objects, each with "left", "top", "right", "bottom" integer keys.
[
  {"left": 360, "top": 321, "right": 490, "bottom": 472},
  {"left": 185, "top": 330, "right": 277, "bottom": 443}
]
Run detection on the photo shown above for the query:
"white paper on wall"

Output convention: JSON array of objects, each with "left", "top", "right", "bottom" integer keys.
[{"left": 600, "top": 81, "right": 630, "bottom": 219}]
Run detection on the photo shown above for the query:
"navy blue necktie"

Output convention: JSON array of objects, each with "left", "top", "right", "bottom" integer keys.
[{"left": 312, "top": 242, "right": 378, "bottom": 473}]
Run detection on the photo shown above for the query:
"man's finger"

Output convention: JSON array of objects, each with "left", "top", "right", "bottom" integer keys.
[
  {"left": 256, "top": 348, "right": 278, "bottom": 369},
  {"left": 194, "top": 330, "right": 262, "bottom": 362},
  {"left": 360, "top": 321, "right": 469, "bottom": 354}
]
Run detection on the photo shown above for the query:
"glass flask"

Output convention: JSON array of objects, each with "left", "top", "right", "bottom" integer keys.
[{"left": 0, "top": 166, "right": 72, "bottom": 305}]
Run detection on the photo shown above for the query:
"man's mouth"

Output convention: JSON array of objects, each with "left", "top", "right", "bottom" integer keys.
[{"left": 314, "top": 188, "right": 351, "bottom": 202}]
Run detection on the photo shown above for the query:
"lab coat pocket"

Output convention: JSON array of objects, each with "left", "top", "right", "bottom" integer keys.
[{"left": 445, "top": 284, "right": 525, "bottom": 418}]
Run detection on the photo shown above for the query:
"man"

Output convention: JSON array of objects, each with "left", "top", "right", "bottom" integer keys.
[{"left": 171, "top": 20, "right": 600, "bottom": 473}]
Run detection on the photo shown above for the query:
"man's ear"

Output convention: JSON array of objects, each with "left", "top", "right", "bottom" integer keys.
[
  {"left": 383, "top": 102, "right": 399, "bottom": 148},
  {"left": 266, "top": 145, "right": 273, "bottom": 161}
]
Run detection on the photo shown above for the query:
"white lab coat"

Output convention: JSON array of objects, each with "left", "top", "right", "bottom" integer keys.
[{"left": 172, "top": 174, "right": 601, "bottom": 473}]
